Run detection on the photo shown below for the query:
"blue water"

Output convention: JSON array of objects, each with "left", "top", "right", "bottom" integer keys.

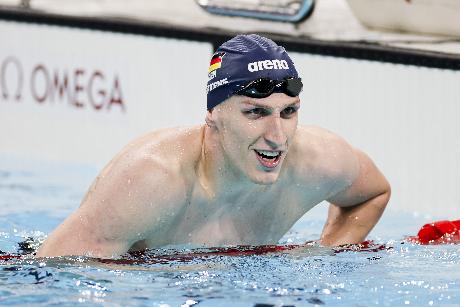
[{"left": 0, "top": 155, "right": 459, "bottom": 306}]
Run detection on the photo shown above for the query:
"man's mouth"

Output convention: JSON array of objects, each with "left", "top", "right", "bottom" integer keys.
[{"left": 254, "top": 149, "right": 283, "bottom": 168}]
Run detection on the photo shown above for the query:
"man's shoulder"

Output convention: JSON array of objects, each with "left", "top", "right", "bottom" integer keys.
[
  {"left": 125, "top": 125, "right": 203, "bottom": 156},
  {"left": 117, "top": 125, "right": 204, "bottom": 172},
  {"left": 290, "top": 125, "right": 359, "bottom": 184},
  {"left": 99, "top": 125, "right": 204, "bottom": 202}
]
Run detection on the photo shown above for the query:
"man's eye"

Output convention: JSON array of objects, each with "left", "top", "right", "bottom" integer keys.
[
  {"left": 281, "top": 106, "right": 298, "bottom": 117},
  {"left": 243, "top": 108, "right": 269, "bottom": 116}
]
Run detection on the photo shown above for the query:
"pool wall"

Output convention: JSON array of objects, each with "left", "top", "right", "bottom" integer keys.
[{"left": 0, "top": 11, "right": 459, "bottom": 218}]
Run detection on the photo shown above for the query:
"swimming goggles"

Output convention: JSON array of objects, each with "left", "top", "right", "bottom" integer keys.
[{"left": 235, "top": 77, "right": 303, "bottom": 98}]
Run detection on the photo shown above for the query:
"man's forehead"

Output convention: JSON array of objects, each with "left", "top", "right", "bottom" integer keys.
[{"left": 238, "top": 95, "right": 300, "bottom": 108}]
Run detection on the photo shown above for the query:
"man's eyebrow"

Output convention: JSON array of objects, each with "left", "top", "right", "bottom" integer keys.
[{"left": 241, "top": 99, "right": 300, "bottom": 109}]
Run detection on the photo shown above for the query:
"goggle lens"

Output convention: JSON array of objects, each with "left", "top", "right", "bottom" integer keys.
[
  {"left": 284, "top": 78, "right": 303, "bottom": 97},
  {"left": 236, "top": 78, "right": 302, "bottom": 98},
  {"left": 246, "top": 79, "right": 276, "bottom": 97}
]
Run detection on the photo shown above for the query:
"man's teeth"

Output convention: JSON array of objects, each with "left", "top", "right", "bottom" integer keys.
[{"left": 256, "top": 150, "right": 280, "bottom": 157}]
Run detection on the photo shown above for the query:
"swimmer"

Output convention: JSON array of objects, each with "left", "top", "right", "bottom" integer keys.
[{"left": 36, "top": 34, "right": 391, "bottom": 258}]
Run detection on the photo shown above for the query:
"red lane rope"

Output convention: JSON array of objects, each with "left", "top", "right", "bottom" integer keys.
[
  {"left": 407, "top": 219, "right": 460, "bottom": 244},
  {"left": 1, "top": 219, "right": 458, "bottom": 264},
  {"left": 0, "top": 254, "right": 22, "bottom": 261}
]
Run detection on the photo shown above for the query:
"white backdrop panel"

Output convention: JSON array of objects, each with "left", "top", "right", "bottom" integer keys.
[{"left": 0, "top": 20, "right": 211, "bottom": 165}]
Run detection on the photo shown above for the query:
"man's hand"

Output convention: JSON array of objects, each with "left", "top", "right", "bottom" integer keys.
[{"left": 320, "top": 148, "right": 391, "bottom": 246}]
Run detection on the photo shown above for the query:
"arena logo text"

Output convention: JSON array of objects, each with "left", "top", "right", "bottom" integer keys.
[{"left": 247, "top": 59, "right": 289, "bottom": 72}]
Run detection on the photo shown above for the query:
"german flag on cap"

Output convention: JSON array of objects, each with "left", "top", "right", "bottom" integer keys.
[{"left": 208, "top": 52, "right": 225, "bottom": 73}]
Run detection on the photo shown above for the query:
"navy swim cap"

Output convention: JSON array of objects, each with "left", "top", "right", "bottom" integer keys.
[{"left": 206, "top": 34, "right": 299, "bottom": 110}]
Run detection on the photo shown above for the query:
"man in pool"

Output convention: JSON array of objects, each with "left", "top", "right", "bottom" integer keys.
[{"left": 37, "top": 34, "right": 391, "bottom": 258}]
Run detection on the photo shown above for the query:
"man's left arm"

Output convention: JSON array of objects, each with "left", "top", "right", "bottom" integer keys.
[{"left": 321, "top": 148, "right": 391, "bottom": 246}]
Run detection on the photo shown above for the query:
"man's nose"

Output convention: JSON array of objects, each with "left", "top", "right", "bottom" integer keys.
[{"left": 264, "top": 115, "right": 287, "bottom": 149}]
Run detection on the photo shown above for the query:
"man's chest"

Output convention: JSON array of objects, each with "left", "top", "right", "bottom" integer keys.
[{"left": 162, "top": 185, "right": 324, "bottom": 246}]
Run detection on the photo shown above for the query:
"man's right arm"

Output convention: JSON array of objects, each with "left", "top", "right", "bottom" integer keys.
[{"left": 36, "top": 153, "right": 185, "bottom": 258}]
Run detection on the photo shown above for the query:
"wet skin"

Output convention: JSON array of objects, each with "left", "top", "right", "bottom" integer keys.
[{"left": 37, "top": 94, "right": 391, "bottom": 258}]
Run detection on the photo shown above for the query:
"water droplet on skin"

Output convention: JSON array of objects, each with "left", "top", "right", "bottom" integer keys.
[
  {"left": 185, "top": 299, "right": 198, "bottom": 306},
  {"left": 322, "top": 289, "right": 332, "bottom": 294}
]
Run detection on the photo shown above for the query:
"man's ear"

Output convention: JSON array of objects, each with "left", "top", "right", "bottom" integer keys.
[{"left": 205, "top": 109, "right": 217, "bottom": 128}]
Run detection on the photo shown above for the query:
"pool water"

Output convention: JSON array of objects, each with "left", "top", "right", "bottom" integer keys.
[{"left": 0, "top": 155, "right": 459, "bottom": 306}]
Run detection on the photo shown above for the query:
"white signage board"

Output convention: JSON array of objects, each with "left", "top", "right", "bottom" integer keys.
[{"left": 0, "top": 20, "right": 212, "bottom": 165}]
